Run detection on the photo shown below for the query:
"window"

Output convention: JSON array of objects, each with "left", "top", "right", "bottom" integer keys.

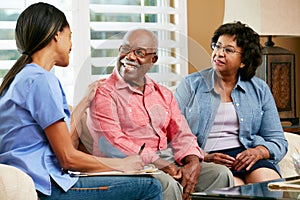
[
  {"left": 0, "top": 0, "right": 188, "bottom": 106},
  {"left": 0, "top": 0, "right": 73, "bottom": 101},
  {"left": 0, "top": 1, "right": 23, "bottom": 83}
]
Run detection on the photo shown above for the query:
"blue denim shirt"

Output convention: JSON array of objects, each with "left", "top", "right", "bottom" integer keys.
[{"left": 174, "top": 68, "right": 288, "bottom": 168}]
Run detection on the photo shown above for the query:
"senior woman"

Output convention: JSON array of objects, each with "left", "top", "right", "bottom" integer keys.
[{"left": 174, "top": 21, "right": 288, "bottom": 186}]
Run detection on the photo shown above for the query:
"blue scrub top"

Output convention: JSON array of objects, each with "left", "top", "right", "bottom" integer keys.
[{"left": 0, "top": 63, "right": 78, "bottom": 195}]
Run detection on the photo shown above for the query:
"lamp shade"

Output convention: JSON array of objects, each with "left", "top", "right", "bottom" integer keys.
[{"left": 223, "top": 0, "right": 300, "bottom": 36}]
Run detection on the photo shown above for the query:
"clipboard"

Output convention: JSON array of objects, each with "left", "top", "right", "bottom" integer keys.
[{"left": 64, "top": 165, "right": 161, "bottom": 177}]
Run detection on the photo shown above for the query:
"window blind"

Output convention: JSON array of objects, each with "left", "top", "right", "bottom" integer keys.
[
  {"left": 0, "top": 0, "right": 74, "bottom": 102},
  {"left": 0, "top": 0, "right": 188, "bottom": 105}
]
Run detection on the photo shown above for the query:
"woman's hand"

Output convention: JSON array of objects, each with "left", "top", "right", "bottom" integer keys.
[
  {"left": 70, "top": 79, "right": 106, "bottom": 148},
  {"left": 204, "top": 153, "right": 235, "bottom": 168},
  {"left": 119, "top": 155, "right": 144, "bottom": 172},
  {"left": 233, "top": 146, "right": 270, "bottom": 171},
  {"left": 84, "top": 79, "right": 106, "bottom": 106},
  {"left": 111, "top": 155, "right": 144, "bottom": 172}
]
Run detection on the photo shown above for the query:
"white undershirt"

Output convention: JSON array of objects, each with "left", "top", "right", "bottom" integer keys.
[{"left": 204, "top": 102, "right": 242, "bottom": 152}]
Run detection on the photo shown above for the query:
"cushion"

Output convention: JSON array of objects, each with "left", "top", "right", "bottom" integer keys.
[
  {"left": 278, "top": 132, "right": 300, "bottom": 178},
  {"left": 0, "top": 164, "right": 37, "bottom": 200}
]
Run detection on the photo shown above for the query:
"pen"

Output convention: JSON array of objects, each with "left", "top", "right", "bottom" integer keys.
[
  {"left": 61, "top": 168, "right": 68, "bottom": 175},
  {"left": 138, "top": 143, "right": 146, "bottom": 155}
]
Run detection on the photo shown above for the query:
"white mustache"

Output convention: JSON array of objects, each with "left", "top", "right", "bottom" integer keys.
[{"left": 120, "top": 58, "right": 138, "bottom": 67}]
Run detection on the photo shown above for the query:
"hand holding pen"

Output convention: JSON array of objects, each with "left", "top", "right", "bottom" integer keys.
[{"left": 118, "top": 143, "right": 145, "bottom": 171}]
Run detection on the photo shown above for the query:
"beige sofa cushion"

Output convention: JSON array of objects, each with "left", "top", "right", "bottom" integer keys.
[{"left": 278, "top": 132, "right": 300, "bottom": 178}]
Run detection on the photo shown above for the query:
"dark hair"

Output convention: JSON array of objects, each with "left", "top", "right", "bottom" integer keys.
[
  {"left": 0, "top": 2, "right": 69, "bottom": 95},
  {"left": 211, "top": 21, "right": 262, "bottom": 81}
]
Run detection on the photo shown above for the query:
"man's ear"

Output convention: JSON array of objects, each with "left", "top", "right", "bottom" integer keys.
[{"left": 152, "top": 55, "right": 158, "bottom": 63}]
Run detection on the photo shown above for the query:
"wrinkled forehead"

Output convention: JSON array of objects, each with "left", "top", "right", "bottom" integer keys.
[{"left": 122, "top": 30, "right": 157, "bottom": 49}]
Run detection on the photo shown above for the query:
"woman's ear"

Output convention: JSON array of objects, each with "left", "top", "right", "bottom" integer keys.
[
  {"left": 54, "top": 32, "right": 60, "bottom": 42},
  {"left": 152, "top": 55, "right": 158, "bottom": 63},
  {"left": 240, "top": 63, "right": 245, "bottom": 68}
]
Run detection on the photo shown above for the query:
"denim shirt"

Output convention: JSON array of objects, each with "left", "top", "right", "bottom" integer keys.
[{"left": 174, "top": 68, "right": 288, "bottom": 168}]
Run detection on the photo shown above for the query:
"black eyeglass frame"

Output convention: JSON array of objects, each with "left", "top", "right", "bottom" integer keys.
[{"left": 119, "top": 45, "right": 157, "bottom": 58}]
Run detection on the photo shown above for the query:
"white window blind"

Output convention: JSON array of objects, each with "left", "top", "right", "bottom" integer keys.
[
  {"left": 0, "top": 0, "right": 188, "bottom": 106},
  {"left": 0, "top": 1, "right": 24, "bottom": 84},
  {"left": 0, "top": 0, "right": 74, "bottom": 102}
]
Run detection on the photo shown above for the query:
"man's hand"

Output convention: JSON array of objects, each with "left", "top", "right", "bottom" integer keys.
[{"left": 180, "top": 155, "right": 201, "bottom": 200}]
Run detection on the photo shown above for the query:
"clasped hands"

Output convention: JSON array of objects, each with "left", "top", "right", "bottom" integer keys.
[{"left": 204, "top": 146, "right": 269, "bottom": 171}]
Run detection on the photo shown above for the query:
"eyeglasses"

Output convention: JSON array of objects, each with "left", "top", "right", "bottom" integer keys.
[
  {"left": 119, "top": 45, "right": 156, "bottom": 58},
  {"left": 211, "top": 42, "right": 242, "bottom": 55}
]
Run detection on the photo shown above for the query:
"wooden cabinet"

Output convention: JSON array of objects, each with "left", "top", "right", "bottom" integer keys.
[
  {"left": 256, "top": 45, "right": 298, "bottom": 125},
  {"left": 283, "top": 125, "right": 300, "bottom": 134}
]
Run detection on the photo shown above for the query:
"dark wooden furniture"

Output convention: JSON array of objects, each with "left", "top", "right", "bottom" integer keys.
[
  {"left": 283, "top": 125, "right": 300, "bottom": 134},
  {"left": 256, "top": 44, "right": 298, "bottom": 125}
]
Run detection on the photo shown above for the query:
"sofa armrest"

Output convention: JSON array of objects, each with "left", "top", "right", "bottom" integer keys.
[
  {"left": 0, "top": 164, "right": 38, "bottom": 200},
  {"left": 278, "top": 132, "right": 300, "bottom": 178}
]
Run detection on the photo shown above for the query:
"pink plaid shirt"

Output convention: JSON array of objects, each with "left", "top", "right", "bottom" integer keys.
[{"left": 87, "top": 68, "right": 203, "bottom": 164}]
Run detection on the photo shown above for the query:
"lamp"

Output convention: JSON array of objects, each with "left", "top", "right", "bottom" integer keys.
[{"left": 223, "top": 0, "right": 300, "bottom": 126}]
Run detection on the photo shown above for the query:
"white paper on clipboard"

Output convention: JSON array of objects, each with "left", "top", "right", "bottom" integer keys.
[{"left": 65, "top": 165, "right": 161, "bottom": 177}]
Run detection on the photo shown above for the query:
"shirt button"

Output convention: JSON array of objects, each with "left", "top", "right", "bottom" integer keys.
[
  {"left": 240, "top": 118, "right": 244, "bottom": 122},
  {"left": 189, "top": 109, "right": 192, "bottom": 112},
  {"left": 129, "top": 108, "right": 132, "bottom": 112},
  {"left": 236, "top": 103, "right": 240, "bottom": 107}
]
